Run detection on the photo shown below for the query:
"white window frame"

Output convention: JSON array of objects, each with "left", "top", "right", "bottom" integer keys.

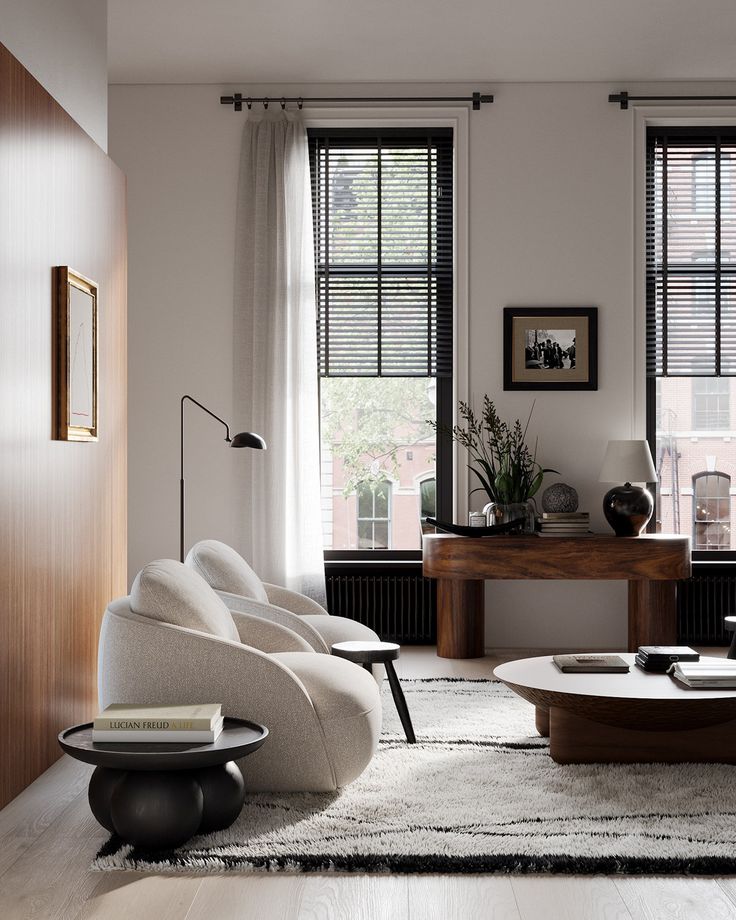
[
  {"left": 633, "top": 106, "right": 736, "bottom": 438},
  {"left": 303, "top": 106, "right": 469, "bottom": 524}
]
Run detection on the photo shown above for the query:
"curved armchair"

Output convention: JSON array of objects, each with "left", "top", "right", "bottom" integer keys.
[
  {"left": 98, "top": 559, "right": 381, "bottom": 792},
  {"left": 185, "top": 539, "right": 383, "bottom": 658}
]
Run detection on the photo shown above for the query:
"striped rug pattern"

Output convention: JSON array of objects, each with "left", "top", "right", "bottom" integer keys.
[{"left": 95, "top": 679, "right": 736, "bottom": 874}]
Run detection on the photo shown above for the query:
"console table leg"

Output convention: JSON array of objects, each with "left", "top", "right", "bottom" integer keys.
[
  {"left": 436, "top": 579, "right": 485, "bottom": 659},
  {"left": 627, "top": 579, "right": 677, "bottom": 652}
]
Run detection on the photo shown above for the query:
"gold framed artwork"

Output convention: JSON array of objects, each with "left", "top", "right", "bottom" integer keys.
[{"left": 54, "top": 267, "right": 98, "bottom": 441}]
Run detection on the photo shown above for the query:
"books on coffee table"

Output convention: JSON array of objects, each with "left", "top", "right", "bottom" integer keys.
[
  {"left": 553, "top": 654, "right": 629, "bottom": 673},
  {"left": 668, "top": 662, "right": 736, "bottom": 689},
  {"left": 635, "top": 646, "right": 699, "bottom": 673},
  {"left": 92, "top": 703, "right": 223, "bottom": 742}
]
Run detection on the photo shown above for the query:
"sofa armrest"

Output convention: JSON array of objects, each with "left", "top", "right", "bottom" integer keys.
[
  {"left": 215, "top": 590, "right": 329, "bottom": 653},
  {"left": 263, "top": 583, "right": 329, "bottom": 616},
  {"left": 229, "top": 609, "right": 314, "bottom": 653}
]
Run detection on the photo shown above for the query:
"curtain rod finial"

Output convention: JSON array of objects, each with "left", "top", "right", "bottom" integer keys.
[{"left": 609, "top": 92, "right": 629, "bottom": 110}]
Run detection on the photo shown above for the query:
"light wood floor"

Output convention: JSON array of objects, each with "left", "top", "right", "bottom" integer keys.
[{"left": 2, "top": 646, "right": 735, "bottom": 920}]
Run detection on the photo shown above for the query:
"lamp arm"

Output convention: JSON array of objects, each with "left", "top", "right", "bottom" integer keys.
[{"left": 180, "top": 394, "right": 233, "bottom": 562}]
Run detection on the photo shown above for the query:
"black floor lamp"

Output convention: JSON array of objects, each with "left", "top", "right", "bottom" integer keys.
[{"left": 180, "top": 394, "right": 266, "bottom": 562}]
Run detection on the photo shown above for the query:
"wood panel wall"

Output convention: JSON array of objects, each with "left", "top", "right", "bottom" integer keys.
[{"left": 0, "top": 42, "right": 127, "bottom": 808}]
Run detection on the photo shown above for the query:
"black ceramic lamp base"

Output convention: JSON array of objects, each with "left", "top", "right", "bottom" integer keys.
[{"left": 603, "top": 482, "right": 653, "bottom": 537}]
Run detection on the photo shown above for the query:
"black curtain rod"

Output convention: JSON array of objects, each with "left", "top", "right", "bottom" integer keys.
[
  {"left": 610, "top": 91, "right": 736, "bottom": 110},
  {"left": 220, "top": 91, "right": 493, "bottom": 112}
]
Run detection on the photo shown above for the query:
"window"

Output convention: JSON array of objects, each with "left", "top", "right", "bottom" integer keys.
[
  {"left": 647, "top": 128, "right": 736, "bottom": 555},
  {"left": 356, "top": 480, "right": 391, "bottom": 549},
  {"left": 693, "top": 378, "right": 730, "bottom": 430},
  {"left": 693, "top": 472, "right": 731, "bottom": 550},
  {"left": 309, "top": 128, "right": 454, "bottom": 556},
  {"left": 419, "top": 476, "right": 436, "bottom": 534}
]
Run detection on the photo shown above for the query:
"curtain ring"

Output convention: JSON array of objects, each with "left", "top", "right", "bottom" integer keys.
[
  {"left": 246, "top": 98, "right": 252, "bottom": 110},
  {"left": 280, "top": 98, "right": 286, "bottom": 111},
  {"left": 263, "top": 98, "right": 269, "bottom": 110},
  {"left": 297, "top": 98, "right": 304, "bottom": 110}
]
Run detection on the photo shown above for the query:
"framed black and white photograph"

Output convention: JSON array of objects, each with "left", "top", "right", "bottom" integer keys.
[{"left": 503, "top": 307, "right": 598, "bottom": 391}]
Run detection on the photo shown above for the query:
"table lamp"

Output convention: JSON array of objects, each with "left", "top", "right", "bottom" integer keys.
[
  {"left": 180, "top": 395, "right": 266, "bottom": 562},
  {"left": 599, "top": 439, "right": 657, "bottom": 537}
]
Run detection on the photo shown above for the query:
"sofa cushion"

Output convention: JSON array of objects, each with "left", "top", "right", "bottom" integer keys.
[
  {"left": 186, "top": 539, "right": 269, "bottom": 603},
  {"left": 130, "top": 559, "right": 240, "bottom": 642}
]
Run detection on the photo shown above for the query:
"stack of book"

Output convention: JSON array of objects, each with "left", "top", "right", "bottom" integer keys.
[
  {"left": 635, "top": 645, "right": 699, "bottom": 673},
  {"left": 92, "top": 703, "right": 224, "bottom": 743},
  {"left": 668, "top": 661, "right": 736, "bottom": 689},
  {"left": 538, "top": 512, "right": 590, "bottom": 536}
]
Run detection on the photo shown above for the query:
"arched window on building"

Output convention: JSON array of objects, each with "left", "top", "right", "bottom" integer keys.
[
  {"left": 418, "top": 475, "right": 436, "bottom": 535},
  {"left": 693, "top": 471, "right": 731, "bottom": 550},
  {"left": 356, "top": 480, "right": 392, "bottom": 550}
]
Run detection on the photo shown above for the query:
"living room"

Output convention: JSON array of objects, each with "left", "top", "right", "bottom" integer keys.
[{"left": 3, "top": 0, "right": 736, "bottom": 917}]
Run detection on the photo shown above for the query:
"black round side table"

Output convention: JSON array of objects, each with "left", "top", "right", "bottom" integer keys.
[
  {"left": 59, "top": 717, "right": 268, "bottom": 849},
  {"left": 331, "top": 640, "right": 416, "bottom": 744}
]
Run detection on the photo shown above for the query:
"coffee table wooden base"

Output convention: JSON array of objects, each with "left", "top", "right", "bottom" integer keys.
[{"left": 542, "top": 707, "right": 736, "bottom": 765}]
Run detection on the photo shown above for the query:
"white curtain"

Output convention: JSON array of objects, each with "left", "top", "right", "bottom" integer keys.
[{"left": 233, "top": 111, "right": 326, "bottom": 602}]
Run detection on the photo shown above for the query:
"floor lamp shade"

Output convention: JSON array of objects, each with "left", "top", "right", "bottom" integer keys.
[
  {"left": 599, "top": 440, "right": 657, "bottom": 537},
  {"left": 180, "top": 395, "right": 266, "bottom": 562}
]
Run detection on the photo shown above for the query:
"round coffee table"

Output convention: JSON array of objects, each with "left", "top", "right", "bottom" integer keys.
[
  {"left": 331, "top": 641, "right": 416, "bottom": 743},
  {"left": 59, "top": 717, "right": 267, "bottom": 848},
  {"left": 494, "top": 654, "right": 736, "bottom": 764}
]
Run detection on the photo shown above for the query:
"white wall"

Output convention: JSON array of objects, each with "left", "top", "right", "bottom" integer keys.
[
  {"left": 0, "top": 0, "right": 108, "bottom": 149},
  {"left": 109, "top": 80, "right": 736, "bottom": 647}
]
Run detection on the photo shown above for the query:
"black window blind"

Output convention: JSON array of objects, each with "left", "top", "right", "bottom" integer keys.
[
  {"left": 647, "top": 127, "right": 736, "bottom": 376},
  {"left": 308, "top": 128, "right": 453, "bottom": 377}
]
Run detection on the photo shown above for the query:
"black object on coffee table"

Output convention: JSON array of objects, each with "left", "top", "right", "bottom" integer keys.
[
  {"left": 59, "top": 717, "right": 268, "bottom": 849},
  {"left": 331, "top": 640, "right": 416, "bottom": 744}
]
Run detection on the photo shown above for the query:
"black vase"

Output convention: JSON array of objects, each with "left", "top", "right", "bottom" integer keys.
[{"left": 602, "top": 482, "right": 653, "bottom": 537}]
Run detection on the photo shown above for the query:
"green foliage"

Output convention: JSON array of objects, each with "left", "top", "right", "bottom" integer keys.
[
  {"left": 321, "top": 378, "right": 436, "bottom": 494},
  {"left": 431, "top": 395, "right": 558, "bottom": 504}
]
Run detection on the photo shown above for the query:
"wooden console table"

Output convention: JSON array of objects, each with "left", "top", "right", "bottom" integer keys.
[{"left": 422, "top": 534, "right": 691, "bottom": 659}]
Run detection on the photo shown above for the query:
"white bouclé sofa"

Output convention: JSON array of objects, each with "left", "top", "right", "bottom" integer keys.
[
  {"left": 185, "top": 539, "right": 384, "bottom": 668},
  {"left": 97, "top": 559, "right": 382, "bottom": 792}
]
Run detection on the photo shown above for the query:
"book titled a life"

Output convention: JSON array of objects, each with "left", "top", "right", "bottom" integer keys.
[
  {"left": 553, "top": 654, "right": 630, "bottom": 673},
  {"left": 92, "top": 704, "right": 223, "bottom": 742}
]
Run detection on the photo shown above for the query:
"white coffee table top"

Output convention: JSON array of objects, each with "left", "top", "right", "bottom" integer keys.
[{"left": 494, "top": 654, "right": 736, "bottom": 702}]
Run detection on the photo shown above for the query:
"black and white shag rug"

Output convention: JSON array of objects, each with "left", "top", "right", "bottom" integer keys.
[{"left": 94, "top": 679, "right": 736, "bottom": 875}]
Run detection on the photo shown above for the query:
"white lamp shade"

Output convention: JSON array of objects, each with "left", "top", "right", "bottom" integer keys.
[{"left": 599, "top": 440, "right": 657, "bottom": 484}]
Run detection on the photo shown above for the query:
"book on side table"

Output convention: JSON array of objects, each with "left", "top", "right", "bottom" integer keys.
[
  {"left": 553, "top": 654, "right": 629, "bottom": 674},
  {"left": 92, "top": 703, "right": 223, "bottom": 742}
]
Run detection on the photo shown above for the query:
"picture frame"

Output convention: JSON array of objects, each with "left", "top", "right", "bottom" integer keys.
[
  {"left": 503, "top": 306, "right": 598, "bottom": 391},
  {"left": 54, "top": 267, "right": 98, "bottom": 441}
]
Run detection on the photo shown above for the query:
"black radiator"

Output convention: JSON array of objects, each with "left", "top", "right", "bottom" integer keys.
[
  {"left": 325, "top": 566, "right": 735, "bottom": 648},
  {"left": 325, "top": 564, "right": 436, "bottom": 644},
  {"left": 678, "top": 571, "right": 736, "bottom": 645}
]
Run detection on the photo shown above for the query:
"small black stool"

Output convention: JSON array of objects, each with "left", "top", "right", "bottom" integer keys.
[
  {"left": 331, "top": 641, "right": 416, "bottom": 744},
  {"left": 725, "top": 616, "right": 736, "bottom": 660}
]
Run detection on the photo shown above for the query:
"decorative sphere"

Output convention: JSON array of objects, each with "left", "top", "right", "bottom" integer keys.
[{"left": 541, "top": 482, "right": 579, "bottom": 513}]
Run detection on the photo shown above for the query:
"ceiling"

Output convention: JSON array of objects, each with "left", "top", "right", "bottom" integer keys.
[{"left": 108, "top": 0, "right": 736, "bottom": 85}]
